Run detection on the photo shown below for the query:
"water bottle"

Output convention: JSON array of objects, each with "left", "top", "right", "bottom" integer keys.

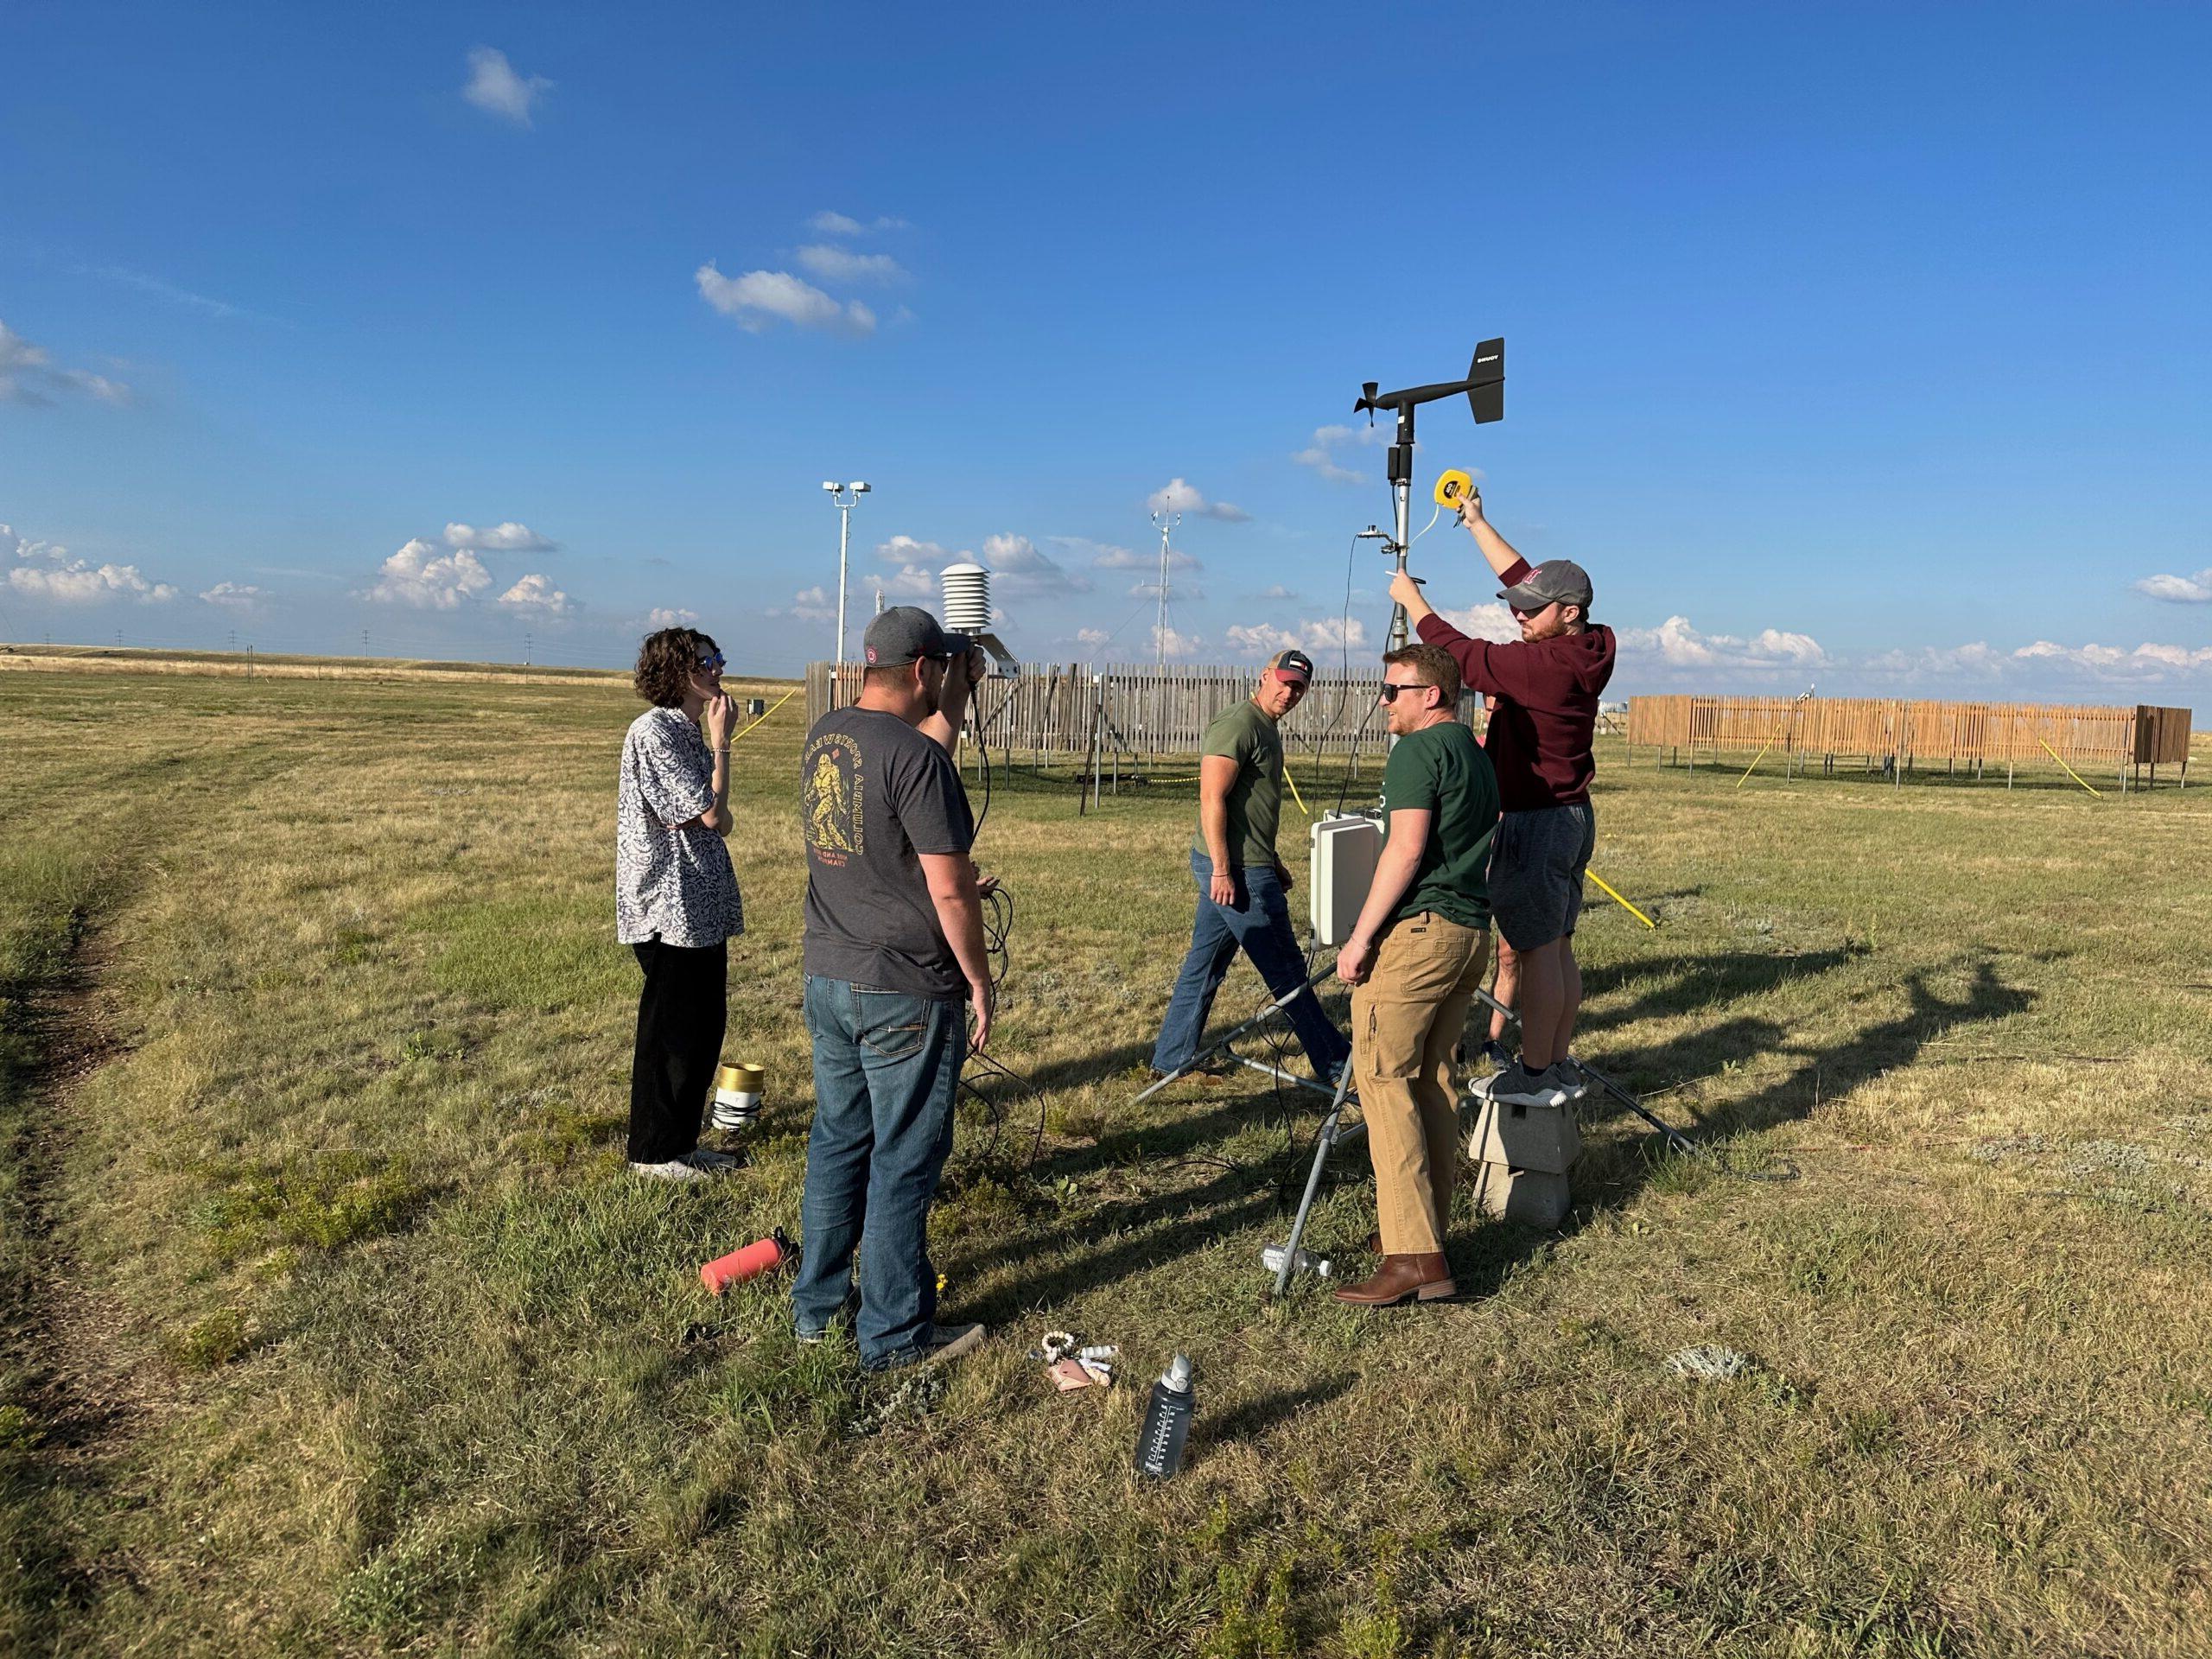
[
  {"left": 1261, "top": 1245, "right": 1332, "bottom": 1279},
  {"left": 1134, "top": 1354, "right": 1196, "bottom": 1480}
]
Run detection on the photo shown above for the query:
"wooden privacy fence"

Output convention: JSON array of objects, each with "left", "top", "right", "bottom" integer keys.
[
  {"left": 1625, "top": 695, "right": 2193, "bottom": 789},
  {"left": 807, "top": 661, "right": 1433, "bottom": 759}
]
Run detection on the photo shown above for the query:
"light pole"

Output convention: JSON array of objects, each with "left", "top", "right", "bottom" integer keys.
[
  {"left": 822, "top": 480, "right": 871, "bottom": 671},
  {"left": 1148, "top": 509, "right": 1180, "bottom": 666}
]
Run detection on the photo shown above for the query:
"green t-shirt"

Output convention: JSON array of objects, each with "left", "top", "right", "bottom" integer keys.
[
  {"left": 1378, "top": 720, "right": 1500, "bottom": 930},
  {"left": 1190, "top": 700, "right": 1283, "bottom": 869}
]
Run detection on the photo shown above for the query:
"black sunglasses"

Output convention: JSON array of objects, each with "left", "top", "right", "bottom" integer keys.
[{"left": 1377, "top": 680, "right": 1432, "bottom": 702}]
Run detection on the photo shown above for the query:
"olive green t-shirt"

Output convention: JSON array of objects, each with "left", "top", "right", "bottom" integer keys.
[
  {"left": 1378, "top": 719, "right": 1500, "bottom": 930},
  {"left": 1190, "top": 700, "right": 1283, "bottom": 869}
]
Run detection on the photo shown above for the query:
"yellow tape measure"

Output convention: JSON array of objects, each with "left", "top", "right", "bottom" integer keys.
[{"left": 1433, "top": 469, "right": 1475, "bottom": 509}]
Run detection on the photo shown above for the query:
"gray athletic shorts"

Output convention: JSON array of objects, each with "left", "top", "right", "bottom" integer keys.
[{"left": 1488, "top": 801, "right": 1596, "bottom": 950}]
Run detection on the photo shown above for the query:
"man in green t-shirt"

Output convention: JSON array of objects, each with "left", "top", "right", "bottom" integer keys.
[
  {"left": 1148, "top": 650, "right": 1352, "bottom": 1084},
  {"left": 1331, "top": 643, "right": 1501, "bottom": 1307}
]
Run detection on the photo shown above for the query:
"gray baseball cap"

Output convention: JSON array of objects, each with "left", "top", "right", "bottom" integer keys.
[
  {"left": 863, "top": 606, "right": 959, "bottom": 667},
  {"left": 1498, "top": 558, "right": 1593, "bottom": 611}
]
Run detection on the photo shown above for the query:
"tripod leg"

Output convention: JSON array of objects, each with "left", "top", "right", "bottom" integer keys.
[
  {"left": 1274, "top": 1065, "right": 1357, "bottom": 1295},
  {"left": 1129, "top": 966, "right": 1334, "bottom": 1105}
]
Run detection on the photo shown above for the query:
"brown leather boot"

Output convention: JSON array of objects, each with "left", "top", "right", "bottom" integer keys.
[
  {"left": 1363, "top": 1230, "right": 1382, "bottom": 1255},
  {"left": 1332, "top": 1253, "right": 1458, "bottom": 1306}
]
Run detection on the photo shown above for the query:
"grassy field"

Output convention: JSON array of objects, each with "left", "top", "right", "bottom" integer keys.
[{"left": 3, "top": 662, "right": 2209, "bottom": 1657}]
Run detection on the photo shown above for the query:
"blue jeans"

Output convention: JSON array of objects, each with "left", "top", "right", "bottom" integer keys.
[
  {"left": 1150, "top": 852, "right": 1351, "bottom": 1077},
  {"left": 793, "top": 976, "right": 965, "bottom": 1370}
]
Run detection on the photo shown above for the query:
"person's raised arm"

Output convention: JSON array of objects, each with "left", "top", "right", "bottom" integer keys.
[
  {"left": 1198, "top": 754, "right": 1238, "bottom": 905},
  {"left": 694, "top": 693, "right": 734, "bottom": 836},
  {"left": 920, "top": 645, "right": 988, "bottom": 755},
  {"left": 1334, "top": 807, "right": 1432, "bottom": 984},
  {"left": 919, "top": 850, "right": 994, "bottom": 1051},
  {"left": 1457, "top": 487, "right": 1531, "bottom": 583}
]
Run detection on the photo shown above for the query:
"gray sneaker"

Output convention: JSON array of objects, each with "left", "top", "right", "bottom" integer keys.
[
  {"left": 1486, "top": 1063, "right": 1570, "bottom": 1109},
  {"left": 684, "top": 1147, "right": 740, "bottom": 1171},
  {"left": 629, "top": 1158, "right": 709, "bottom": 1182},
  {"left": 1551, "top": 1059, "right": 1593, "bottom": 1101}
]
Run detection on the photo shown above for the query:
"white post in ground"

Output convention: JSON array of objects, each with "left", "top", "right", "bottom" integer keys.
[{"left": 823, "top": 480, "right": 870, "bottom": 705}]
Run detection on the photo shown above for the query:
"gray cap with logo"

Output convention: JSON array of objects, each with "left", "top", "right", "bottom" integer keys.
[
  {"left": 1498, "top": 558, "right": 1593, "bottom": 611},
  {"left": 863, "top": 606, "right": 960, "bottom": 667}
]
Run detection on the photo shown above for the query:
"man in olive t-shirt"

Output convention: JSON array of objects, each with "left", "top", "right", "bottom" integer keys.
[
  {"left": 1147, "top": 650, "right": 1351, "bottom": 1084},
  {"left": 1331, "top": 642, "right": 1500, "bottom": 1308}
]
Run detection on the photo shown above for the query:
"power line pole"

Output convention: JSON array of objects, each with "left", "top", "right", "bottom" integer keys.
[{"left": 1148, "top": 509, "right": 1180, "bottom": 665}]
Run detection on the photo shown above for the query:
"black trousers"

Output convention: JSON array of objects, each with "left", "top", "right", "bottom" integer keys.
[{"left": 628, "top": 938, "right": 728, "bottom": 1163}]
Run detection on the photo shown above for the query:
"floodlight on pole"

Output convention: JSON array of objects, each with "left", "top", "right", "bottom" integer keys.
[{"left": 823, "top": 481, "right": 871, "bottom": 671}]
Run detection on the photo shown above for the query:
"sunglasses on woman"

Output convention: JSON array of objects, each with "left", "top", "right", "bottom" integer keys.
[{"left": 696, "top": 651, "right": 727, "bottom": 672}]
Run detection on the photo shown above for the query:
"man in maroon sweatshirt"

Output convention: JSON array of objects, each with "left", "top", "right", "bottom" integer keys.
[{"left": 1388, "top": 487, "right": 1615, "bottom": 1109}]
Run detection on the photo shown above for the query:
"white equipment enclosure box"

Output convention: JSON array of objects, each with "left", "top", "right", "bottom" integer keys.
[{"left": 1309, "top": 813, "right": 1383, "bottom": 948}]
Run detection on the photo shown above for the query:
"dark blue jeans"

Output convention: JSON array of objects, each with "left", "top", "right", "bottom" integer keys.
[
  {"left": 1150, "top": 852, "right": 1351, "bottom": 1077},
  {"left": 794, "top": 976, "right": 965, "bottom": 1370}
]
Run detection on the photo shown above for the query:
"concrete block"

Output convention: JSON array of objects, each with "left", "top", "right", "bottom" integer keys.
[
  {"left": 1469, "top": 1096, "right": 1581, "bottom": 1175},
  {"left": 1469, "top": 1161, "right": 1571, "bottom": 1228}
]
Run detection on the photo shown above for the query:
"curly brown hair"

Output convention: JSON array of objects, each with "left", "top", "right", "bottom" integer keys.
[{"left": 633, "top": 626, "right": 720, "bottom": 708}]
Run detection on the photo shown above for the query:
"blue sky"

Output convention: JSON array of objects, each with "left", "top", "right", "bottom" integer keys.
[{"left": 3, "top": 1, "right": 2209, "bottom": 700}]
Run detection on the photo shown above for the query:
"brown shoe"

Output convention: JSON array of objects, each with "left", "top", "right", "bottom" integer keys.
[
  {"left": 1363, "top": 1230, "right": 1382, "bottom": 1255},
  {"left": 1332, "top": 1253, "right": 1458, "bottom": 1306}
]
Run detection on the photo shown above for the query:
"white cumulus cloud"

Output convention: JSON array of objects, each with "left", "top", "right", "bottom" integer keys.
[
  {"left": 979, "top": 532, "right": 1090, "bottom": 595},
  {"left": 696, "top": 264, "right": 875, "bottom": 335},
  {"left": 647, "top": 607, "right": 700, "bottom": 629},
  {"left": 796, "top": 245, "right": 908, "bottom": 284},
  {"left": 1435, "top": 601, "right": 1520, "bottom": 644},
  {"left": 1290, "top": 425, "right": 1370, "bottom": 486},
  {"left": 882, "top": 564, "right": 939, "bottom": 600},
  {"left": 0, "top": 319, "right": 130, "bottom": 407},
  {"left": 807, "top": 211, "right": 910, "bottom": 236},
  {"left": 10, "top": 560, "right": 175, "bottom": 603},
  {"left": 1091, "top": 543, "right": 1199, "bottom": 572},
  {"left": 1224, "top": 617, "right": 1370, "bottom": 659},
  {"left": 446, "top": 520, "right": 556, "bottom": 553},
  {"left": 497, "top": 573, "right": 570, "bottom": 613},
  {"left": 1618, "top": 614, "right": 1827, "bottom": 671},
  {"left": 2012, "top": 639, "right": 2212, "bottom": 680},
  {"left": 2135, "top": 568, "right": 2212, "bottom": 604},
  {"left": 362, "top": 539, "right": 493, "bottom": 609},
  {"left": 874, "top": 535, "right": 951, "bottom": 567},
  {"left": 1147, "top": 478, "right": 1251, "bottom": 523},
  {"left": 1149, "top": 624, "right": 1204, "bottom": 659},
  {"left": 198, "top": 582, "right": 264, "bottom": 610},
  {"left": 463, "top": 48, "right": 552, "bottom": 125}
]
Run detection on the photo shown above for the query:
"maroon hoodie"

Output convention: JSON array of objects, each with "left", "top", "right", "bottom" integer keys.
[{"left": 1414, "top": 569, "right": 1616, "bottom": 812}]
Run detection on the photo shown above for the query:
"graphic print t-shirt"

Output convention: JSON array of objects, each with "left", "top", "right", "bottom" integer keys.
[{"left": 800, "top": 707, "right": 976, "bottom": 999}]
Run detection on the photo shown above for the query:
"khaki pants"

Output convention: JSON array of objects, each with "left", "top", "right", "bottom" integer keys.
[{"left": 1351, "top": 912, "right": 1491, "bottom": 1255}]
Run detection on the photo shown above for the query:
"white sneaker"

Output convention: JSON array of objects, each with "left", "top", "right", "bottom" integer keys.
[
  {"left": 630, "top": 1158, "right": 709, "bottom": 1182},
  {"left": 684, "top": 1147, "right": 740, "bottom": 1171}
]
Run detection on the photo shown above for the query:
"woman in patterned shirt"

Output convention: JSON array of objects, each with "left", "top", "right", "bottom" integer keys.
[{"left": 617, "top": 626, "right": 744, "bottom": 1180}]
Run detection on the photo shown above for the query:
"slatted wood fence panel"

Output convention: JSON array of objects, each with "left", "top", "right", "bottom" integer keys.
[
  {"left": 807, "top": 662, "right": 1401, "bottom": 756},
  {"left": 1625, "top": 695, "right": 2192, "bottom": 774}
]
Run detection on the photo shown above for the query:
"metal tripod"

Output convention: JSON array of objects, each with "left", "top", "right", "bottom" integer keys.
[
  {"left": 1128, "top": 963, "right": 1341, "bottom": 1108},
  {"left": 1268, "top": 984, "right": 1695, "bottom": 1296}
]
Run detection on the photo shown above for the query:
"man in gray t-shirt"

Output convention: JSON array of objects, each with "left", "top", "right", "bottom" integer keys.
[{"left": 793, "top": 607, "right": 995, "bottom": 1375}]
